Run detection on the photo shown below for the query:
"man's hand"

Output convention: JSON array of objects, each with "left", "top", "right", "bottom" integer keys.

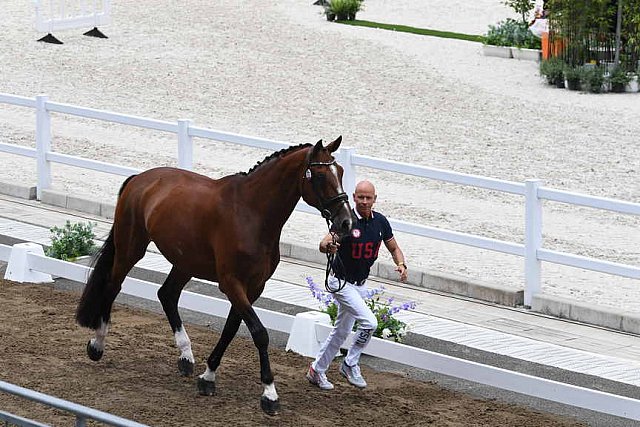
[
  {"left": 326, "top": 241, "right": 340, "bottom": 254},
  {"left": 320, "top": 233, "right": 341, "bottom": 254},
  {"left": 395, "top": 263, "right": 408, "bottom": 282}
]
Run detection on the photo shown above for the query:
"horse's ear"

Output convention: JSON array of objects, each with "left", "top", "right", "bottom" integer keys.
[
  {"left": 326, "top": 135, "right": 342, "bottom": 153},
  {"left": 312, "top": 139, "right": 323, "bottom": 154}
]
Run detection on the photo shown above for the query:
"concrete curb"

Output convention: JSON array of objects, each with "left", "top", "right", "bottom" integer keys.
[
  {"left": 532, "top": 294, "right": 640, "bottom": 335},
  {"left": 0, "top": 182, "right": 36, "bottom": 200},
  {"left": 41, "top": 189, "right": 115, "bottom": 219}
]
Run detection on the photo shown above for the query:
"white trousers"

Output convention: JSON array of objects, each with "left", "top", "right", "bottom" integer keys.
[{"left": 312, "top": 276, "right": 378, "bottom": 373}]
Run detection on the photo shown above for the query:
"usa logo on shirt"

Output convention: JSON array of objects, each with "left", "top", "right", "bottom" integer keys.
[{"left": 351, "top": 228, "right": 361, "bottom": 238}]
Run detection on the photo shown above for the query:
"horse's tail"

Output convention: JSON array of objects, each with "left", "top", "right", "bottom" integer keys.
[
  {"left": 75, "top": 227, "right": 115, "bottom": 329},
  {"left": 75, "top": 174, "right": 137, "bottom": 329}
]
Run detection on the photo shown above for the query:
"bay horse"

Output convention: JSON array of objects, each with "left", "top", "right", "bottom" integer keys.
[{"left": 75, "top": 136, "right": 354, "bottom": 415}]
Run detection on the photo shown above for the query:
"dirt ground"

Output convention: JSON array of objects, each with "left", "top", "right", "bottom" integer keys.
[{"left": 0, "top": 280, "right": 588, "bottom": 427}]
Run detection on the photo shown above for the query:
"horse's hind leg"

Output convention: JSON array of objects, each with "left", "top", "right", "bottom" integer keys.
[
  {"left": 85, "top": 230, "right": 149, "bottom": 361},
  {"left": 157, "top": 267, "right": 193, "bottom": 376},
  {"left": 197, "top": 306, "right": 242, "bottom": 396}
]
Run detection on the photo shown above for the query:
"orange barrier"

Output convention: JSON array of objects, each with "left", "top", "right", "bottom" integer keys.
[{"left": 542, "top": 33, "right": 565, "bottom": 59}]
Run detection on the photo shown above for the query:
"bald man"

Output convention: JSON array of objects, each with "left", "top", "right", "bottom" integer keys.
[{"left": 306, "top": 180, "right": 408, "bottom": 390}]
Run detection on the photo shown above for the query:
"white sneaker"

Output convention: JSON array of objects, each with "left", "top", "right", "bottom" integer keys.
[
  {"left": 340, "top": 361, "right": 367, "bottom": 388},
  {"left": 306, "top": 364, "right": 334, "bottom": 390}
]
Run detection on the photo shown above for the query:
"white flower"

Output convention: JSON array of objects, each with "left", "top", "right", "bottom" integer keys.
[{"left": 381, "top": 328, "right": 392, "bottom": 339}]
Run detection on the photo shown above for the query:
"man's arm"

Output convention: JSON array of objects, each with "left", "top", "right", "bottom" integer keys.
[{"left": 384, "top": 237, "right": 408, "bottom": 282}]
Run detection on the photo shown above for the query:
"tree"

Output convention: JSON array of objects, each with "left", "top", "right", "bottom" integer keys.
[
  {"left": 503, "top": 0, "right": 535, "bottom": 24},
  {"left": 547, "top": 0, "right": 640, "bottom": 70}
]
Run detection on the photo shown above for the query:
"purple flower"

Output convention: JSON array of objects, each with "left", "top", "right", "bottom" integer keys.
[
  {"left": 402, "top": 301, "right": 417, "bottom": 310},
  {"left": 306, "top": 274, "right": 417, "bottom": 343}
]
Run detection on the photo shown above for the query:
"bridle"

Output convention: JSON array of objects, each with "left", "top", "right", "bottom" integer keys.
[
  {"left": 306, "top": 159, "right": 349, "bottom": 223},
  {"left": 304, "top": 157, "right": 350, "bottom": 293}
]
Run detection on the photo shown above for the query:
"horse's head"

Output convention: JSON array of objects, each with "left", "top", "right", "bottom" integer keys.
[{"left": 301, "top": 136, "right": 355, "bottom": 237}]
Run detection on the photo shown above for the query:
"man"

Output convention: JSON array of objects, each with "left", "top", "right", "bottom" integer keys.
[{"left": 306, "top": 180, "right": 408, "bottom": 390}]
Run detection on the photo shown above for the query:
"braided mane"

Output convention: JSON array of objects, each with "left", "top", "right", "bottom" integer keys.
[{"left": 238, "top": 143, "right": 312, "bottom": 176}]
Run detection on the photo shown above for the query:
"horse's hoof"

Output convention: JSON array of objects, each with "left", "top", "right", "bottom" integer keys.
[
  {"left": 86, "top": 340, "right": 103, "bottom": 361},
  {"left": 197, "top": 377, "right": 216, "bottom": 396},
  {"left": 177, "top": 358, "right": 194, "bottom": 377},
  {"left": 260, "top": 396, "right": 280, "bottom": 416}
]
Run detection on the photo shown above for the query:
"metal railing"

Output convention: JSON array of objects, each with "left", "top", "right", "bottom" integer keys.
[
  {"left": 0, "top": 93, "right": 639, "bottom": 306},
  {"left": 0, "top": 380, "right": 148, "bottom": 427}
]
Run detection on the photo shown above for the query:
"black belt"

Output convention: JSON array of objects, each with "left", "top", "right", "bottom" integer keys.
[{"left": 333, "top": 274, "right": 366, "bottom": 287}]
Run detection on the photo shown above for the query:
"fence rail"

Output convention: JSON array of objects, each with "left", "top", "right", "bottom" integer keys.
[
  {"left": 0, "top": 93, "right": 639, "bottom": 307},
  {"left": 1, "top": 243, "right": 640, "bottom": 422},
  {"left": 0, "top": 379, "right": 148, "bottom": 427},
  {"left": 34, "top": 0, "right": 111, "bottom": 34}
]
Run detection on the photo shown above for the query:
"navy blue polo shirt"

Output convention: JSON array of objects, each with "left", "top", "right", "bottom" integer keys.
[{"left": 332, "top": 209, "right": 393, "bottom": 283}]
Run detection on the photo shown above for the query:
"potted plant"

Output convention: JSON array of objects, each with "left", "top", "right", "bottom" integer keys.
[
  {"left": 581, "top": 66, "right": 606, "bottom": 93},
  {"left": 608, "top": 66, "right": 631, "bottom": 93},
  {"left": 325, "top": 0, "right": 362, "bottom": 21},
  {"left": 563, "top": 65, "right": 583, "bottom": 90},
  {"left": 307, "top": 276, "right": 417, "bottom": 343},
  {"left": 324, "top": 9, "right": 336, "bottom": 21},
  {"left": 483, "top": 20, "right": 517, "bottom": 58},
  {"left": 539, "top": 57, "right": 564, "bottom": 86},
  {"left": 626, "top": 71, "right": 639, "bottom": 92},
  {"left": 45, "top": 220, "right": 98, "bottom": 261}
]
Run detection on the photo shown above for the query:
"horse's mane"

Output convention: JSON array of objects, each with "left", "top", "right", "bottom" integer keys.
[{"left": 237, "top": 143, "right": 312, "bottom": 176}]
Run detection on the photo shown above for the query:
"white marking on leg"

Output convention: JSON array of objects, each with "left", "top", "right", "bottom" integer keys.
[
  {"left": 90, "top": 320, "right": 109, "bottom": 352},
  {"left": 262, "top": 383, "right": 279, "bottom": 401},
  {"left": 174, "top": 327, "right": 195, "bottom": 363},
  {"left": 199, "top": 367, "right": 216, "bottom": 382}
]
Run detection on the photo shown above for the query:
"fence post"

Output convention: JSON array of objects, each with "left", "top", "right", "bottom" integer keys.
[
  {"left": 524, "top": 179, "right": 543, "bottom": 307},
  {"left": 35, "top": 94, "right": 52, "bottom": 200},
  {"left": 177, "top": 119, "right": 193, "bottom": 170},
  {"left": 334, "top": 146, "right": 356, "bottom": 203}
]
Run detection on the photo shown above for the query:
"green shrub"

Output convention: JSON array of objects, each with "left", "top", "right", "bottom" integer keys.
[
  {"left": 581, "top": 66, "right": 605, "bottom": 93},
  {"left": 485, "top": 18, "right": 541, "bottom": 49},
  {"left": 46, "top": 221, "right": 97, "bottom": 261},
  {"left": 608, "top": 66, "right": 631, "bottom": 92},
  {"left": 539, "top": 57, "right": 565, "bottom": 85},
  {"left": 564, "top": 65, "right": 583, "bottom": 90},
  {"left": 326, "top": 0, "right": 362, "bottom": 21}
]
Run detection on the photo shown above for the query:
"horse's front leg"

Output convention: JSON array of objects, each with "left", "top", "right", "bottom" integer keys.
[
  {"left": 198, "top": 303, "right": 280, "bottom": 416},
  {"left": 197, "top": 306, "right": 243, "bottom": 396}
]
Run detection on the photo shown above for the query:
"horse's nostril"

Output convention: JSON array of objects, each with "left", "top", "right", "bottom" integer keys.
[{"left": 342, "top": 219, "right": 352, "bottom": 232}]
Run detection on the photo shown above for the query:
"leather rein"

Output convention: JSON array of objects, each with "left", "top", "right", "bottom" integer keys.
[{"left": 305, "top": 158, "right": 349, "bottom": 293}]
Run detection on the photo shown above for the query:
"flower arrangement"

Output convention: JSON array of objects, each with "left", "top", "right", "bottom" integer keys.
[{"left": 307, "top": 276, "right": 416, "bottom": 343}]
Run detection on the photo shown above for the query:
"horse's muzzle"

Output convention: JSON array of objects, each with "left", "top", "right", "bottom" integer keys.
[{"left": 332, "top": 207, "right": 355, "bottom": 238}]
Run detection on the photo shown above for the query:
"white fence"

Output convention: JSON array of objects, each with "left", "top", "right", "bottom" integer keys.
[
  {"left": 1, "top": 242, "right": 640, "bottom": 422},
  {"left": 0, "top": 93, "right": 639, "bottom": 307},
  {"left": 35, "top": 0, "right": 111, "bottom": 33}
]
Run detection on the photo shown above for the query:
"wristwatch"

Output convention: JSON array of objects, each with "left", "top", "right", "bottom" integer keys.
[{"left": 397, "top": 262, "right": 407, "bottom": 269}]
